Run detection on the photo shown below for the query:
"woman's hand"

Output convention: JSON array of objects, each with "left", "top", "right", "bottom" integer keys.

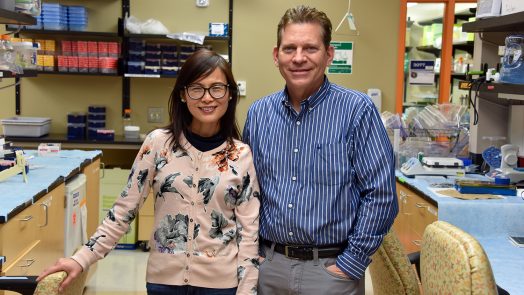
[{"left": 36, "top": 257, "right": 83, "bottom": 292}]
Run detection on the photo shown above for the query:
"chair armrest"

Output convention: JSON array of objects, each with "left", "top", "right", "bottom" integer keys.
[
  {"left": 0, "top": 276, "right": 38, "bottom": 295},
  {"left": 408, "top": 251, "right": 420, "bottom": 276}
]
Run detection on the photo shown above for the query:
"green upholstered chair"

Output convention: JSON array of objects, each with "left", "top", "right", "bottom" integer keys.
[
  {"left": 0, "top": 270, "right": 88, "bottom": 295},
  {"left": 420, "top": 221, "right": 498, "bottom": 295},
  {"left": 368, "top": 229, "right": 421, "bottom": 295}
]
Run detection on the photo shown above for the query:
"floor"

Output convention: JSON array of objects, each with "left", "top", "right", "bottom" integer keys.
[{"left": 84, "top": 249, "right": 374, "bottom": 295}]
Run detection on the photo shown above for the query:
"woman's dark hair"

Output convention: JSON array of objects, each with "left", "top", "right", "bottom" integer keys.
[{"left": 165, "top": 48, "right": 240, "bottom": 151}]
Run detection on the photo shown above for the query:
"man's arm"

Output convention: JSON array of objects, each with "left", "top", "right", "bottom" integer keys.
[{"left": 335, "top": 101, "right": 399, "bottom": 280}]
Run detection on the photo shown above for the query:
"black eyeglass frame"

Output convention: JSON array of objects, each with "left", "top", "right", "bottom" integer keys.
[{"left": 184, "top": 84, "right": 230, "bottom": 100}]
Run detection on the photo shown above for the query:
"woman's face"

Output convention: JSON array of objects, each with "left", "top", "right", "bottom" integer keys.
[{"left": 182, "top": 68, "right": 230, "bottom": 137}]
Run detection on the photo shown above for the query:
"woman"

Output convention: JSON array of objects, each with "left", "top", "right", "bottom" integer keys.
[{"left": 38, "top": 49, "right": 260, "bottom": 295}]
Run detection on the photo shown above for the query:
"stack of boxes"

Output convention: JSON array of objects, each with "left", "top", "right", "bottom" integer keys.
[
  {"left": 68, "top": 6, "right": 87, "bottom": 31},
  {"left": 66, "top": 106, "right": 114, "bottom": 141},
  {"left": 144, "top": 43, "right": 161, "bottom": 75},
  {"left": 87, "top": 105, "right": 106, "bottom": 140},
  {"left": 127, "top": 39, "right": 145, "bottom": 74},
  {"left": 41, "top": 3, "right": 67, "bottom": 31},
  {"left": 59, "top": 40, "right": 119, "bottom": 73},
  {"left": 67, "top": 112, "right": 87, "bottom": 140},
  {"left": 127, "top": 38, "right": 190, "bottom": 76},
  {"left": 161, "top": 44, "right": 178, "bottom": 76}
]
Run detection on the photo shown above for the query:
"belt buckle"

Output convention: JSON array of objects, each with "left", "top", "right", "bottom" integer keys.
[{"left": 284, "top": 245, "right": 304, "bottom": 259}]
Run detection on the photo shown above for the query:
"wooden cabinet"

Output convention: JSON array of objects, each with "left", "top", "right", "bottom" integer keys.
[
  {"left": 83, "top": 158, "right": 101, "bottom": 237},
  {"left": 137, "top": 192, "right": 154, "bottom": 251},
  {"left": 393, "top": 181, "right": 438, "bottom": 254},
  {"left": 0, "top": 184, "right": 65, "bottom": 276}
]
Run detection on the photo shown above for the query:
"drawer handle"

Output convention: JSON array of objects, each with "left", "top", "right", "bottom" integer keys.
[
  {"left": 18, "top": 259, "right": 35, "bottom": 268},
  {"left": 39, "top": 203, "right": 49, "bottom": 227},
  {"left": 415, "top": 203, "right": 428, "bottom": 209},
  {"left": 18, "top": 216, "right": 33, "bottom": 222},
  {"left": 100, "top": 162, "right": 105, "bottom": 178},
  {"left": 412, "top": 240, "right": 422, "bottom": 246}
]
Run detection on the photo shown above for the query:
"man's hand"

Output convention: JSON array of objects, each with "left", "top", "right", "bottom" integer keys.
[
  {"left": 36, "top": 257, "right": 83, "bottom": 292},
  {"left": 326, "top": 264, "right": 350, "bottom": 279}
]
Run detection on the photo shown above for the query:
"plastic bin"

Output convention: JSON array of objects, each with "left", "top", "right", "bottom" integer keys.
[{"left": 1, "top": 117, "right": 51, "bottom": 137}]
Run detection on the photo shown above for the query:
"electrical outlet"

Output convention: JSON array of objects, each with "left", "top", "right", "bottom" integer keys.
[
  {"left": 148, "top": 107, "right": 164, "bottom": 123},
  {"left": 196, "top": 0, "right": 209, "bottom": 7},
  {"left": 237, "top": 80, "right": 246, "bottom": 96}
]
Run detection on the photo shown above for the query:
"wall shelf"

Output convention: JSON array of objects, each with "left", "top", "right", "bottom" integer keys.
[
  {"left": 7, "top": 28, "right": 120, "bottom": 38},
  {"left": 0, "top": 70, "right": 37, "bottom": 78},
  {"left": 0, "top": 8, "right": 36, "bottom": 25},
  {"left": 37, "top": 71, "right": 120, "bottom": 77},
  {"left": 124, "top": 73, "right": 176, "bottom": 79},
  {"left": 462, "top": 11, "right": 524, "bottom": 32}
]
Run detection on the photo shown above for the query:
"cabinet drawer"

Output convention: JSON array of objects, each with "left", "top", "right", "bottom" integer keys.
[
  {"left": 0, "top": 202, "right": 42, "bottom": 266},
  {"left": 1, "top": 240, "right": 45, "bottom": 276},
  {"left": 409, "top": 195, "right": 438, "bottom": 237}
]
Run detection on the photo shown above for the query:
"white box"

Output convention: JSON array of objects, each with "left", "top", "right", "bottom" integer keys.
[
  {"left": 1, "top": 117, "right": 51, "bottom": 137},
  {"left": 476, "top": 0, "right": 502, "bottom": 18},
  {"left": 501, "top": 0, "right": 524, "bottom": 15}
]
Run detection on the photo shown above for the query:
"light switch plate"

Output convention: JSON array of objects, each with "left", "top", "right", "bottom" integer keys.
[
  {"left": 237, "top": 80, "right": 246, "bottom": 96},
  {"left": 148, "top": 107, "right": 164, "bottom": 123},
  {"left": 196, "top": 0, "right": 209, "bottom": 7}
]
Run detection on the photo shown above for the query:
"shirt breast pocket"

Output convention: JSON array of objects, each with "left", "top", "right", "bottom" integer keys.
[{"left": 312, "top": 143, "right": 352, "bottom": 186}]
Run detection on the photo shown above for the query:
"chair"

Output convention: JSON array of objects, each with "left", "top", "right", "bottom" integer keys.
[
  {"left": 420, "top": 221, "right": 498, "bottom": 295},
  {"left": 0, "top": 270, "right": 88, "bottom": 295},
  {"left": 368, "top": 229, "right": 421, "bottom": 295}
]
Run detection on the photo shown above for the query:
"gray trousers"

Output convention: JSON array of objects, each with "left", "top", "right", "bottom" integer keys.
[{"left": 258, "top": 244, "right": 365, "bottom": 295}]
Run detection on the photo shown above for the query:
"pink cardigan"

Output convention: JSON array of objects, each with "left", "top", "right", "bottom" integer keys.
[{"left": 73, "top": 129, "right": 260, "bottom": 294}]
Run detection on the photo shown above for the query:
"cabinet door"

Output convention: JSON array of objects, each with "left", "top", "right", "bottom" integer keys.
[
  {"left": 0, "top": 184, "right": 65, "bottom": 276},
  {"left": 83, "top": 158, "right": 101, "bottom": 237},
  {"left": 138, "top": 192, "right": 154, "bottom": 241},
  {"left": 394, "top": 181, "right": 438, "bottom": 254}
]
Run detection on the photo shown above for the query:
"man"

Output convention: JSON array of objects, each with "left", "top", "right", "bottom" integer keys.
[{"left": 243, "top": 5, "right": 398, "bottom": 295}]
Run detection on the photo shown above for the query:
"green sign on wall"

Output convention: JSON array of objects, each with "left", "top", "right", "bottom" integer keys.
[{"left": 328, "top": 41, "right": 353, "bottom": 74}]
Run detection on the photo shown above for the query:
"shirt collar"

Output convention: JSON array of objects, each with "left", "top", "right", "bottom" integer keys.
[{"left": 280, "top": 76, "right": 331, "bottom": 111}]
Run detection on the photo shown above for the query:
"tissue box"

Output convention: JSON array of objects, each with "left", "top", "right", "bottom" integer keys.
[
  {"left": 501, "top": 0, "right": 524, "bottom": 15},
  {"left": 38, "top": 143, "right": 61, "bottom": 156}
]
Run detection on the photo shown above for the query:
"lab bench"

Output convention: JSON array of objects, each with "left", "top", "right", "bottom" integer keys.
[
  {"left": 394, "top": 171, "right": 524, "bottom": 295},
  {"left": 6, "top": 134, "right": 142, "bottom": 168},
  {"left": 0, "top": 150, "right": 101, "bottom": 278}
]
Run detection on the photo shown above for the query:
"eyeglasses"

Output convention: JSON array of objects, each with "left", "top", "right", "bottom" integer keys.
[{"left": 184, "top": 84, "right": 229, "bottom": 100}]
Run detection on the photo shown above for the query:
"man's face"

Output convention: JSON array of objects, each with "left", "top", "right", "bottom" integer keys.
[{"left": 273, "top": 23, "right": 334, "bottom": 97}]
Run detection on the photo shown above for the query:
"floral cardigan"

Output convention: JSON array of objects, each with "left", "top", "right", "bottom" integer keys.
[{"left": 72, "top": 129, "right": 260, "bottom": 294}]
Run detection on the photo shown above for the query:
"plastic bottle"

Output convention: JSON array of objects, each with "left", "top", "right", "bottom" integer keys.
[
  {"left": 122, "top": 108, "right": 132, "bottom": 134},
  {"left": 0, "top": 35, "right": 18, "bottom": 73}
]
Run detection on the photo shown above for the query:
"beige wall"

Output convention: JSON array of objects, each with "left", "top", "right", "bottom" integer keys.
[{"left": 0, "top": 0, "right": 400, "bottom": 135}]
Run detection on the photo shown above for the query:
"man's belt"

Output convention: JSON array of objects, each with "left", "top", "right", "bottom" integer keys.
[{"left": 262, "top": 240, "right": 346, "bottom": 260}]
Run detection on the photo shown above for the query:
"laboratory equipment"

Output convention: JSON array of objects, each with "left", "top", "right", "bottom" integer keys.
[
  {"left": 0, "top": 150, "right": 28, "bottom": 183},
  {"left": 500, "top": 35, "right": 524, "bottom": 85},
  {"left": 486, "top": 144, "right": 524, "bottom": 183},
  {"left": 454, "top": 179, "right": 517, "bottom": 196},
  {"left": 401, "top": 156, "right": 465, "bottom": 177}
]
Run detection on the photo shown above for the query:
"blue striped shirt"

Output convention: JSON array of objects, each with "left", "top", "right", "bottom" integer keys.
[{"left": 242, "top": 77, "right": 398, "bottom": 280}]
